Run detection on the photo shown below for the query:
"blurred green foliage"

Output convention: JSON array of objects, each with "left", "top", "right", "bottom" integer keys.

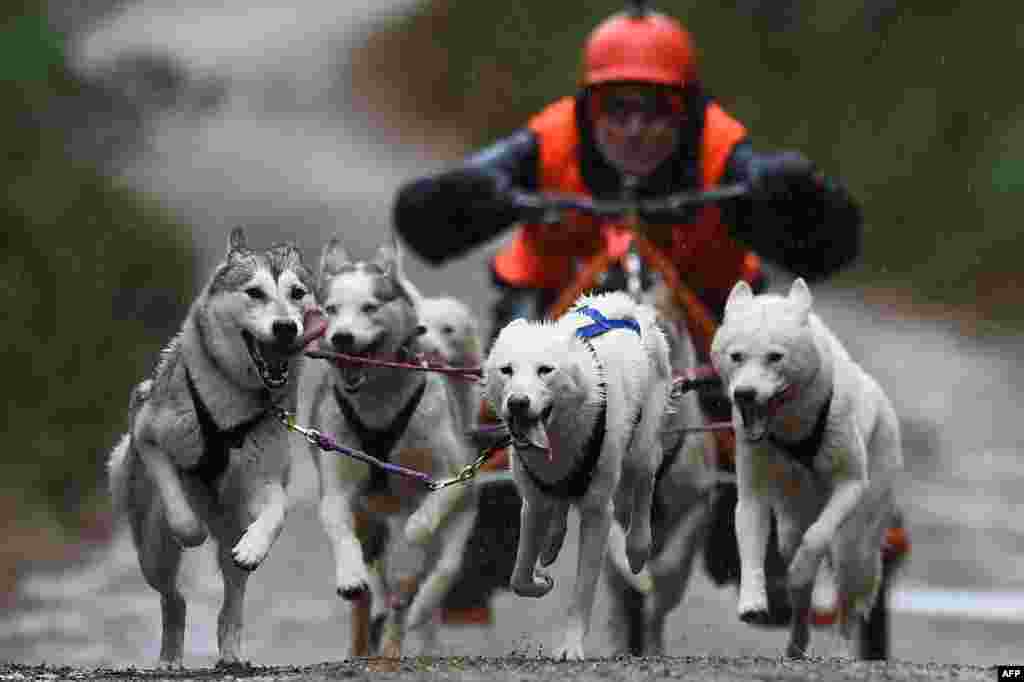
[
  {"left": 366, "top": 0, "right": 1024, "bottom": 332},
  {"left": 2, "top": 6, "right": 194, "bottom": 536}
]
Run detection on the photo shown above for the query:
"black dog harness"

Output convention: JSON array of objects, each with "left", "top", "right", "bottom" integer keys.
[
  {"left": 768, "top": 392, "right": 833, "bottom": 473},
  {"left": 333, "top": 377, "right": 428, "bottom": 495},
  {"left": 184, "top": 367, "right": 268, "bottom": 486},
  {"left": 517, "top": 306, "right": 640, "bottom": 499}
]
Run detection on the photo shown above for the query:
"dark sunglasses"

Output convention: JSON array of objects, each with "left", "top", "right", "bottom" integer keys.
[{"left": 590, "top": 86, "right": 684, "bottom": 123}]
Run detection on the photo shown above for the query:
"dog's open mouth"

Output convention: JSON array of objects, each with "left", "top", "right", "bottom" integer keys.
[
  {"left": 735, "top": 385, "right": 792, "bottom": 442},
  {"left": 242, "top": 331, "right": 292, "bottom": 389},
  {"left": 332, "top": 339, "right": 384, "bottom": 394},
  {"left": 736, "top": 400, "right": 769, "bottom": 442},
  {"left": 507, "top": 404, "right": 554, "bottom": 455}
]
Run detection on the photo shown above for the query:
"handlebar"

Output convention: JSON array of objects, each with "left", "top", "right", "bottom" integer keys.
[{"left": 502, "top": 182, "right": 749, "bottom": 224}]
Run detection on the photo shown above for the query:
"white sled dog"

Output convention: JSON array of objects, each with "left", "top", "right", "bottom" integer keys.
[
  {"left": 297, "top": 237, "right": 477, "bottom": 657},
  {"left": 484, "top": 291, "right": 672, "bottom": 660},
  {"left": 414, "top": 295, "right": 483, "bottom": 435},
  {"left": 107, "top": 227, "right": 324, "bottom": 666},
  {"left": 603, "top": 284, "right": 716, "bottom": 655},
  {"left": 710, "top": 278, "right": 903, "bottom": 659}
]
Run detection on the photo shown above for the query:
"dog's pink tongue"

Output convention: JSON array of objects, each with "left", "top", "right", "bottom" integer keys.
[
  {"left": 298, "top": 308, "right": 328, "bottom": 352},
  {"left": 523, "top": 422, "right": 551, "bottom": 457}
]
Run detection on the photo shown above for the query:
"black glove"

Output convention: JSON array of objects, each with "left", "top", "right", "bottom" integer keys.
[
  {"left": 748, "top": 151, "right": 822, "bottom": 201},
  {"left": 433, "top": 166, "right": 511, "bottom": 210}
]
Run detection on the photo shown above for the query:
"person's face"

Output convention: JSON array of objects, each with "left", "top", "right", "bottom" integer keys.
[{"left": 591, "top": 83, "right": 682, "bottom": 179}]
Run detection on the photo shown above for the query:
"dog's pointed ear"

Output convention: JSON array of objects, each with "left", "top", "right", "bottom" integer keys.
[
  {"left": 788, "top": 277, "right": 813, "bottom": 319},
  {"left": 378, "top": 235, "right": 425, "bottom": 309},
  {"left": 318, "top": 237, "right": 351, "bottom": 290},
  {"left": 723, "top": 280, "right": 755, "bottom": 319},
  {"left": 228, "top": 226, "right": 247, "bottom": 255},
  {"left": 372, "top": 235, "right": 402, "bottom": 276}
]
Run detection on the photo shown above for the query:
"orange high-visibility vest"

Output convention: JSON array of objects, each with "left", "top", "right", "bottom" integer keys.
[{"left": 492, "top": 96, "right": 762, "bottom": 309}]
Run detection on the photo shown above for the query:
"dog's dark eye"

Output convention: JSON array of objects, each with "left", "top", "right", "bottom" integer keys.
[
  {"left": 290, "top": 286, "right": 307, "bottom": 302},
  {"left": 441, "top": 325, "right": 455, "bottom": 336},
  {"left": 729, "top": 352, "right": 744, "bottom": 363},
  {"left": 324, "top": 304, "right": 338, "bottom": 316},
  {"left": 765, "top": 351, "right": 784, "bottom": 364},
  {"left": 246, "top": 287, "right": 267, "bottom": 301},
  {"left": 499, "top": 364, "right": 513, "bottom": 376},
  {"left": 537, "top": 365, "right": 555, "bottom": 377},
  {"left": 361, "top": 302, "right": 380, "bottom": 315}
]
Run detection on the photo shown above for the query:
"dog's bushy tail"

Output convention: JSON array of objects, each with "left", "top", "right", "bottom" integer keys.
[
  {"left": 108, "top": 379, "right": 151, "bottom": 516},
  {"left": 107, "top": 433, "right": 134, "bottom": 517}
]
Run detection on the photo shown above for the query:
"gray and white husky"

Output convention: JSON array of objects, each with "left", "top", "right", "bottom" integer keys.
[
  {"left": 107, "top": 227, "right": 324, "bottom": 666},
  {"left": 296, "top": 237, "right": 477, "bottom": 657}
]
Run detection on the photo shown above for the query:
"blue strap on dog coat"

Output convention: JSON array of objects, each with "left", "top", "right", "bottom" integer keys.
[{"left": 574, "top": 305, "right": 641, "bottom": 339}]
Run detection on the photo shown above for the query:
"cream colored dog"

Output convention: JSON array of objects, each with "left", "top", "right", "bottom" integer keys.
[
  {"left": 710, "top": 278, "right": 903, "bottom": 659},
  {"left": 414, "top": 295, "right": 483, "bottom": 435},
  {"left": 484, "top": 291, "right": 672, "bottom": 660}
]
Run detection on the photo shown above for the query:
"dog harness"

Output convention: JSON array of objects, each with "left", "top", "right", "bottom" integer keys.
[
  {"left": 768, "top": 391, "right": 833, "bottom": 473},
  {"left": 184, "top": 367, "right": 268, "bottom": 486},
  {"left": 516, "top": 307, "right": 640, "bottom": 499},
  {"left": 333, "top": 377, "right": 428, "bottom": 495},
  {"left": 573, "top": 305, "right": 642, "bottom": 339}
]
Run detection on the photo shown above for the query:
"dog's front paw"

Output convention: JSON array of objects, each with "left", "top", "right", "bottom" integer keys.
[
  {"left": 511, "top": 570, "right": 554, "bottom": 598},
  {"left": 539, "top": 518, "right": 568, "bottom": 567},
  {"left": 231, "top": 527, "right": 271, "bottom": 571},
  {"left": 785, "top": 638, "right": 809, "bottom": 659},
  {"left": 157, "top": 659, "right": 184, "bottom": 670},
  {"left": 737, "top": 588, "right": 770, "bottom": 625},
  {"left": 336, "top": 565, "right": 371, "bottom": 600},
  {"left": 554, "top": 633, "right": 585, "bottom": 661},
  {"left": 626, "top": 531, "right": 651, "bottom": 575}
]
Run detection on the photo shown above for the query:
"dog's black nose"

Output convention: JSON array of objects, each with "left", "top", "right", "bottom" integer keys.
[
  {"left": 331, "top": 331, "right": 355, "bottom": 353},
  {"left": 732, "top": 387, "right": 758, "bottom": 405},
  {"left": 507, "top": 394, "right": 531, "bottom": 415},
  {"left": 272, "top": 320, "right": 298, "bottom": 346}
]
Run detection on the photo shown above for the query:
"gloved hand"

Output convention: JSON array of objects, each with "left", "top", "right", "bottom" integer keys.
[
  {"left": 433, "top": 166, "right": 554, "bottom": 223},
  {"left": 433, "top": 166, "right": 511, "bottom": 209},
  {"left": 748, "top": 151, "right": 822, "bottom": 201}
]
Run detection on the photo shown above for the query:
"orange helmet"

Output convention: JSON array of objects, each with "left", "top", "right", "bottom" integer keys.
[{"left": 582, "top": 7, "right": 697, "bottom": 89}]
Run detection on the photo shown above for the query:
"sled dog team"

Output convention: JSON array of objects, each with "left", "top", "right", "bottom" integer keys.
[{"left": 108, "top": 228, "right": 903, "bottom": 665}]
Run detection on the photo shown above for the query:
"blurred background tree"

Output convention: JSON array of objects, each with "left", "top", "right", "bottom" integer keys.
[
  {"left": 1, "top": 0, "right": 194, "bottom": 576},
  {"left": 353, "top": 0, "right": 1024, "bottom": 332}
]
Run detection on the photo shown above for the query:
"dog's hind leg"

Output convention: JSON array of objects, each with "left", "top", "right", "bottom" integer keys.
[
  {"left": 624, "top": 382, "right": 670, "bottom": 574},
  {"left": 405, "top": 503, "right": 477, "bottom": 632},
  {"left": 784, "top": 580, "right": 814, "bottom": 658},
  {"left": 556, "top": 498, "right": 613, "bottom": 660},
  {"left": 134, "top": 503, "right": 187, "bottom": 666},
  {"left": 646, "top": 498, "right": 710, "bottom": 655}
]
